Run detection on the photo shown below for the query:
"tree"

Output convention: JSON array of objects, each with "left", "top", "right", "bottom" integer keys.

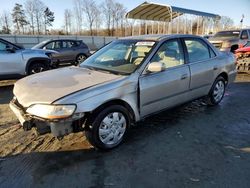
[
  {"left": 219, "top": 16, "right": 234, "bottom": 30},
  {"left": 12, "top": 3, "right": 28, "bottom": 34},
  {"left": 44, "top": 7, "right": 55, "bottom": 34},
  {"left": 33, "top": 0, "right": 46, "bottom": 34},
  {"left": 74, "top": 0, "right": 84, "bottom": 34},
  {"left": 25, "top": 0, "right": 36, "bottom": 34},
  {"left": 102, "top": 0, "right": 114, "bottom": 36},
  {"left": 82, "top": 0, "right": 99, "bottom": 35},
  {"left": 113, "top": 2, "right": 126, "bottom": 36},
  {"left": 64, "top": 9, "right": 72, "bottom": 35},
  {"left": 0, "top": 11, "right": 11, "bottom": 34}
]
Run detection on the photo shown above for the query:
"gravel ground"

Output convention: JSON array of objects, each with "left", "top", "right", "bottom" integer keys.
[{"left": 0, "top": 74, "right": 250, "bottom": 188}]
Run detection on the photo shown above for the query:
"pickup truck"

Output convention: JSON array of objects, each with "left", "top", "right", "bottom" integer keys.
[{"left": 209, "top": 29, "right": 250, "bottom": 52}]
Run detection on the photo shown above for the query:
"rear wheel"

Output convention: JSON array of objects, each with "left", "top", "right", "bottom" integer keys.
[
  {"left": 75, "top": 54, "right": 87, "bottom": 65},
  {"left": 28, "top": 63, "right": 49, "bottom": 75},
  {"left": 85, "top": 105, "right": 131, "bottom": 150},
  {"left": 206, "top": 76, "right": 226, "bottom": 106}
]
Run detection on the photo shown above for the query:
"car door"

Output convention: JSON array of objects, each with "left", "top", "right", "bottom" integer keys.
[
  {"left": 43, "top": 41, "right": 64, "bottom": 62},
  {"left": 0, "top": 40, "right": 23, "bottom": 76},
  {"left": 139, "top": 39, "right": 191, "bottom": 117},
  {"left": 183, "top": 38, "right": 217, "bottom": 99},
  {"left": 60, "top": 41, "right": 77, "bottom": 63}
]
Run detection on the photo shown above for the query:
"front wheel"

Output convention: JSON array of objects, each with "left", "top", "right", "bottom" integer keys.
[
  {"left": 28, "top": 63, "right": 49, "bottom": 75},
  {"left": 85, "top": 105, "right": 131, "bottom": 150},
  {"left": 206, "top": 76, "right": 226, "bottom": 106}
]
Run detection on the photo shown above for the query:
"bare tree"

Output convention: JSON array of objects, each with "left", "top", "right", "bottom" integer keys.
[
  {"left": 64, "top": 9, "right": 72, "bottom": 34},
  {"left": 102, "top": 0, "right": 114, "bottom": 36},
  {"left": 25, "top": 0, "right": 36, "bottom": 34},
  {"left": 82, "top": 0, "right": 99, "bottom": 35},
  {"left": 113, "top": 2, "right": 126, "bottom": 36},
  {"left": 34, "top": 0, "right": 46, "bottom": 34},
  {"left": 219, "top": 16, "right": 234, "bottom": 30},
  {"left": 74, "top": 0, "right": 83, "bottom": 34},
  {"left": 0, "top": 11, "right": 12, "bottom": 34}
]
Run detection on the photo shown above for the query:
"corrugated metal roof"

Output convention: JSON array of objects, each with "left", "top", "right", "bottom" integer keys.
[{"left": 126, "top": 2, "right": 220, "bottom": 22}]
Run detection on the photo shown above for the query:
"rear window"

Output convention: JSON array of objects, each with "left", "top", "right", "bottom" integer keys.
[{"left": 214, "top": 31, "right": 240, "bottom": 38}]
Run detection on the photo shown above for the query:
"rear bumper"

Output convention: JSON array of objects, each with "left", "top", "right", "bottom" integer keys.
[{"left": 9, "top": 100, "right": 75, "bottom": 138}]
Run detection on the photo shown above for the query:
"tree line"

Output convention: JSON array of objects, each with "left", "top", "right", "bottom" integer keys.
[
  {"left": 0, "top": 0, "right": 127, "bottom": 36},
  {"left": 0, "top": 0, "right": 236, "bottom": 36}
]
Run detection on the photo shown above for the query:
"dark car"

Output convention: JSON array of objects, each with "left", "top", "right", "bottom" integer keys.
[{"left": 32, "top": 39, "right": 91, "bottom": 66}]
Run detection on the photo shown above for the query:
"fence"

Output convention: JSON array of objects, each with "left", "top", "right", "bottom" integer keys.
[{"left": 0, "top": 34, "right": 118, "bottom": 50}]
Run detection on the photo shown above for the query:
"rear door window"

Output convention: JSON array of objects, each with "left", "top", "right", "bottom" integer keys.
[
  {"left": 184, "top": 39, "right": 210, "bottom": 63},
  {"left": 0, "top": 41, "right": 7, "bottom": 51}
]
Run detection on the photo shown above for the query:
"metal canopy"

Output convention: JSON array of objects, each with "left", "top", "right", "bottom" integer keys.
[{"left": 125, "top": 2, "right": 220, "bottom": 22}]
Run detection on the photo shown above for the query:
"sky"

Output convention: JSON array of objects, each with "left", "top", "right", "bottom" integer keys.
[{"left": 1, "top": 0, "right": 250, "bottom": 29}]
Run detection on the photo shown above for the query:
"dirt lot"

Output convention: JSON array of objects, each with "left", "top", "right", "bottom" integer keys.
[{"left": 0, "top": 74, "right": 250, "bottom": 188}]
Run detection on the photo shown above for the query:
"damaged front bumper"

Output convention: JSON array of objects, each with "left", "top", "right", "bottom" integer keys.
[{"left": 9, "top": 99, "right": 84, "bottom": 139}]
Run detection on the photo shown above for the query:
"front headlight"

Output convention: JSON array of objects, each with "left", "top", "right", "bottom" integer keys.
[{"left": 26, "top": 104, "right": 76, "bottom": 119}]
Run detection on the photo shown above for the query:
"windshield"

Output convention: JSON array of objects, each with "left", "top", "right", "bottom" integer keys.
[
  {"left": 214, "top": 31, "right": 240, "bottom": 38},
  {"left": 32, "top": 40, "right": 49, "bottom": 49},
  {"left": 80, "top": 40, "right": 155, "bottom": 75}
]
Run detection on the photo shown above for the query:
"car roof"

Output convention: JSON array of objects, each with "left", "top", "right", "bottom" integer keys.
[
  {"left": 43, "top": 39, "right": 82, "bottom": 42},
  {"left": 120, "top": 34, "right": 204, "bottom": 41}
]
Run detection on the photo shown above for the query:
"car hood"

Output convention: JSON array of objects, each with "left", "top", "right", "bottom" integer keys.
[
  {"left": 14, "top": 66, "right": 123, "bottom": 107},
  {"left": 236, "top": 46, "right": 250, "bottom": 53}
]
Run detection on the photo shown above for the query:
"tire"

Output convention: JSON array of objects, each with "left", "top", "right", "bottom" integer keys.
[
  {"left": 75, "top": 54, "right": 87, "bottom": 65},
  {"left": 206, "top": 76, "right": 226, "bottom": 106},
  {"left": 28, "top": 62, "right": 49, "bottom": 75},
  {"left": 85, "top": 105, "right": 131, "bottom": 150}
]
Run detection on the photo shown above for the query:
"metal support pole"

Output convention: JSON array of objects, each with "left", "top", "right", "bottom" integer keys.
[
  {"left": 190, "top": 18, "right": 193, "bottom": 35},
  {"left": 152, "top": 22, "right": 154, "bottom": 34},
  {"left": 170, "top": 8, "right": 173, "bottom": 34},
  {"left": 177, "top": 13, "right": 180, "bottom": 34},
  {"left": 196, "top": 16, "right": 199, "bottom": 35},
  {"left": 184, "top": 15, "right": 187, "bottom": 34},
  {"left": 158, "top": 22, "right": 160, "bottom": 34},
  {"left": 139, "top": 20, "right": 141, "bottom": 35},
  {"left": 202, "top": 17, "right": 205, "bottom": 35}
]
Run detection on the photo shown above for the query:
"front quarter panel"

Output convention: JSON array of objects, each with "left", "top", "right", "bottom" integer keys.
[{"left": 53, "top": 74, "right": 140, "bottom": 121}]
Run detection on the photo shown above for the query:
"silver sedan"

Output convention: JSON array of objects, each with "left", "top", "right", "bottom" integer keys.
[{"left": 10, "top": 34, "right": 237, "bottom": 150}]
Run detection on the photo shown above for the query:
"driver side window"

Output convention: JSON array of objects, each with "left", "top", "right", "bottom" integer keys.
[
  {"left": 151, "top": 40, "right": 184, "bottom": 68},
  {"left": 0, "top": 41, "right": 7, "bottom": 51}
]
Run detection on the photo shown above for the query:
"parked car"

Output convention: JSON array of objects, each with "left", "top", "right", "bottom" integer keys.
[
  {"left": 235, "top": 41, "right": 250, "bottom": 58},
  {"left": 10, "top": 34, "right": 236, "bottom": 150},
  {"left": 209, "top": 29, "right": 250, "bottom": 52},
  {"left": 32, "top": 39, "right": 91, "bottom": 66},
  {"left": 0, "top": 38, "right": 55, "bottom": 80}
]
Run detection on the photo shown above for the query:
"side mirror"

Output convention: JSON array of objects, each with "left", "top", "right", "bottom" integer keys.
[
  {"left": 43, "top": 46, "right": 47, "bottom": 50},
  {"left": 147, "top": 62, "right": 165, "bottom": 73},
  {"left": 6, "top": 45, "right": 16, "bottom": 53}
]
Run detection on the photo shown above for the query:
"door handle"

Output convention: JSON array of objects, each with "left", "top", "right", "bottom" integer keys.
[
  {"left": 213, "top": 66, "right": 218, "bottom": 70},
  {"left": 181, "top": 74, "right": 188, "bottom": 80}
]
